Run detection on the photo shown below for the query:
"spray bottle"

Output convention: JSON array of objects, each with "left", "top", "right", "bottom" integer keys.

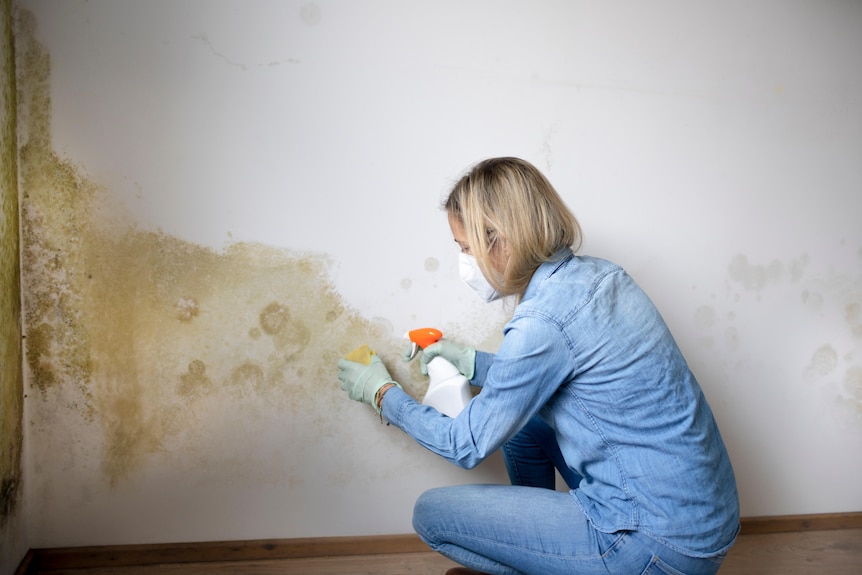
[{"left": 406, "top": 327, "right": 472, "bottom": 418}]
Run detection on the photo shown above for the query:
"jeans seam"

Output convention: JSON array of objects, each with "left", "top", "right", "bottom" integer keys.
[
  {"left": 599, "top": 531, "right": 626, "bottom": 559},
  {"left": 432, "top": 528, "right": 605, "bottom": 564},
  {"left": 502, "top": 443, "right": 524, "bottom": 484}
]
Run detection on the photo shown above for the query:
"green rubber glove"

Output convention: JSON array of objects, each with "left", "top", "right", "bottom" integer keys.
[
  {"left": 337, "top": 354, "right": 400, "bottom": 412},
  {"left": 416, "top": 340, "right": 476, "bottom": 380}
]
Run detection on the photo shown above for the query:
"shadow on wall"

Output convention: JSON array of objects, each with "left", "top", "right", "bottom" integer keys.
[{"left": 16, "top": 8, "right": 420, "bottom": 488}]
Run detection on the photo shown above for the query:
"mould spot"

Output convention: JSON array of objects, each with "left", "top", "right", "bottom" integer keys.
[
  {"left": 259, "top": 302, "right": 311, "bottom": 360},
  {"left": 424, "top": 257, "right": 439, "bottom": 272},
  {"left": 806, "top": 345, "right": 838, "bottom": 380},
  {"left": 789, "top": 255, "right": 809, "bottom": 283},
  {"left": 727, "top": 254, "right": 783, "bottom": 292},
  {"left": 846, "top": 302, "right": 862, "bottom": 338},
  {"left": 401, "top": 278, "right": 412, "bottom": 291},
  {"left": 260, "top": 302, "right": 290, "bottom": 335},
  {"left": 801, "top": 290, "right": 824, "bottom": 312},
  {"left": 845, "top": 366, "right": 862, "bottom": 401},
  {"left": 176, "top": 297, "right": 199, "bottom": 322},
  {"left": 23, "top": 322, "right": 56, "bottom": 393},
  {"left": 230, "top": 362, "right": 265, "bottom": 392},
  {"left": 178, "top": 359, "right": 212, "bottom": 398},
  {"left": 0, "top": 476, "right": 21, "bottom": 523},
  {"left": 832, "top": 366, "right": 862, "bottom": 430}
]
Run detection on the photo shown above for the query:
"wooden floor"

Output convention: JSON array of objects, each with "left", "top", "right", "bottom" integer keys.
[{"left": 32, "top": 528, "right": 862, "bottom": 575}]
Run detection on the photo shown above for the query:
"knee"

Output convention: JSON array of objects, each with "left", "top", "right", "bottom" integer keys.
[{"left": 412, "top": 487, "right": 447, "bottom": 544}]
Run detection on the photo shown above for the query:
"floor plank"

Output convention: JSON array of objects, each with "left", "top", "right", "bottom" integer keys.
[
  {"left": 37, "top": 552, "right": 459, "bottom": 575},
  {"left": 34, "top": 529, "right": 862, "bottom": 575},
  {"left": 720, "top": 528, "right": 862, "bottom": 575}
]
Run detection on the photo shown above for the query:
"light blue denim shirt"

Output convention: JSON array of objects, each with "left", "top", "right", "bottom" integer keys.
[{"left": 383, "top": 249, "right": 740, "bottom": 557}]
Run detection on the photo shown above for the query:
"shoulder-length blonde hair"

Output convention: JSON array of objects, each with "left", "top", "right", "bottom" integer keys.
[{"left": 444, "top": 157, "right": 582, "bottom": 299}]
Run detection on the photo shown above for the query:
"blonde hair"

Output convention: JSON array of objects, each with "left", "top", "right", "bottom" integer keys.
[{"left": 444, "top": 157, "right": 582, "bottom": 298}]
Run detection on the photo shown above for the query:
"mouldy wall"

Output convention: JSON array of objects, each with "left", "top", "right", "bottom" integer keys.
[
  {"left": 1, "top": 0, "right": 25, "bottom": 563},
  {"left": 15, "top": 7, "right": 424, "bottom": 506}
]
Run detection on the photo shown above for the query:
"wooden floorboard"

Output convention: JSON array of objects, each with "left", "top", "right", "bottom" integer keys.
[
  {"left": 35, "top": 552, "right": 460, "bottom": 575},
  {"left": 719, "top": 528, "right": 862, "bottom": 575},
  {"left": 31, "top": 529, "right": 862, "bottom": 575}
]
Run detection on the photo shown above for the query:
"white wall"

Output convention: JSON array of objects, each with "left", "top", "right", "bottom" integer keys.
[{"left": 16, "top": 0, "right": 862, "bottom": 548}]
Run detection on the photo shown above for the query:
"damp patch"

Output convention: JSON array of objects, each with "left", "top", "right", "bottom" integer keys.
[{"left": 15, "top": 9, "right": 422, "bottom": 485}]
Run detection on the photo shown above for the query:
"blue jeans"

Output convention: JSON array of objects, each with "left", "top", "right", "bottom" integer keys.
[
  {"left": 412, "top": 418, "right": 728, "bottom": 574},
  {"left": 414, "top": 484, "right": 726, "bottom": 575},
  {"left": 502, "top": 416, "right": 583, "bottom": 490}
]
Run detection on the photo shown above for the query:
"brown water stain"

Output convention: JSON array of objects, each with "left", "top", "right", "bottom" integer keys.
[{"left": 15, "top": 9, "right": 419, "bottom": 486}]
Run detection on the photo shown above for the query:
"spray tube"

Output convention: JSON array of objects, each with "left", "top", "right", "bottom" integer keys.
[{"left": 406, "top": 328, "right": 472, "bottom": 418}]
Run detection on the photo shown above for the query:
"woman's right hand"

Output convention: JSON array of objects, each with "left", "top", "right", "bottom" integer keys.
[{"left": 418, "top": 340, "right": 476, "bottom": 379}]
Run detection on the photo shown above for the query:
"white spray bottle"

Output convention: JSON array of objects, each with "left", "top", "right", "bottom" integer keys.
[{"left": 406, "top": 327, "right": 472, "bottom": 418}]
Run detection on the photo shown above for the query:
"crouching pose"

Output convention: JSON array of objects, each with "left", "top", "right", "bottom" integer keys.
[{"left": 338, "top": 157, "right": 739, "bottom": 575}]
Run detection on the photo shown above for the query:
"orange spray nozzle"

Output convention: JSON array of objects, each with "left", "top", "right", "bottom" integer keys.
[{"left": 407, "top": 327, "right": 443, "bottom": 350}]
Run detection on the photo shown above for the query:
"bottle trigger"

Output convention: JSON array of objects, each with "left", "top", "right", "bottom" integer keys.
[{"left": 407, "top": 327, "right": 443, "bottom": 350}]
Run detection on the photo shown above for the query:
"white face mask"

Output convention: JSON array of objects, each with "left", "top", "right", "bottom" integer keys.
[{"left": 459, "top": 253, "right": 503, "bottom": 302}]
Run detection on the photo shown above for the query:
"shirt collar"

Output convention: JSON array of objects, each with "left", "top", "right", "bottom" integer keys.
[{"left": 522, "top": 247, "right": 575, "bottom": 301}]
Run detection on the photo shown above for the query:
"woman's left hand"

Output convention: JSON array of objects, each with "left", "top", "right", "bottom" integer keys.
[{"left": 337, "top": 354, "right": 399, "bottom": 408}]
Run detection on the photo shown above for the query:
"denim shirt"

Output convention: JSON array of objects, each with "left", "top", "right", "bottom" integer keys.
[{"left": 383, "top": 249, "right": 740, "bottom": 557}]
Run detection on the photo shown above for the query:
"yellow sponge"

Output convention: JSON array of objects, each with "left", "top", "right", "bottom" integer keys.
[{"left": 343, "top": 344, "right": 375, "bottom": 365}]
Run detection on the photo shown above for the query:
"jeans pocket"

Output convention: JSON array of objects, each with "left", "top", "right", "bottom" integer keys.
[
  {"left": 639, "top": 555, "right": 687, "bottom": 575},
  {"left": 596, "top": 530, "right": 626, "bottom": 556}
]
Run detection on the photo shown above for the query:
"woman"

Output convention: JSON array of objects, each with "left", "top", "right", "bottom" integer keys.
[{"left": 337, "top": 157, "right": 739, "bottom": 575}]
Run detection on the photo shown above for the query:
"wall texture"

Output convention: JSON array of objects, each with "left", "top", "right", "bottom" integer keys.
[
  {"left": 13, "top": 0, "right": 862, "bottom": 550},
  {"left": 1, "top": 0, "right": 26, "bottom": 571}
]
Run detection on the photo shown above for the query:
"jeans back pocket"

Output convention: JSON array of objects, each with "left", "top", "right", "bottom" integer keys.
[{"left": 639, "top": 554, "right": 688, "bottom": 575}]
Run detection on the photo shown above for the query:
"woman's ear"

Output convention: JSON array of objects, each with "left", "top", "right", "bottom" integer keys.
[{"left": 489, "top": 235, "right": 511, "bottom": 275}]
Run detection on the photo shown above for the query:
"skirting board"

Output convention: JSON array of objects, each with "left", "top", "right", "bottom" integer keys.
[{"left": 16, "top": 512, "right": 862, "bottom": 574}]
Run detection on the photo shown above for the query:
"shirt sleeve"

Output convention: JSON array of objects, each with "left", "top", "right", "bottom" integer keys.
[
  {"left": 381, "top": 315, "right": 574, "bottom": 469},
  {"left": 470, "top": 350, "right": 494, "bottom": 388}
]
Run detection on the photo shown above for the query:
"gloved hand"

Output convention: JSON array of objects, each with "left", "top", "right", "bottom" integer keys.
[
  {"left": 407, "top": 339, "right": 476, "bottom": 379},
  {"left": 337, "top": 354, "right": 400, "bottom": 412}
]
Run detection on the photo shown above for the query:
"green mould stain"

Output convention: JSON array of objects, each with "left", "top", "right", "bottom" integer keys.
[
  {"left": 1, "top": 0, "right": 23, "bottom": 525},
  {"left": 15, "top": 9, "right": 420, "bottom": 486}
]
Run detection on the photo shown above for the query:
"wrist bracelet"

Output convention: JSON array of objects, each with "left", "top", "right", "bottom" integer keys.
[{"left": 375, "top": 383, "right": 396, "bottom": 422}]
